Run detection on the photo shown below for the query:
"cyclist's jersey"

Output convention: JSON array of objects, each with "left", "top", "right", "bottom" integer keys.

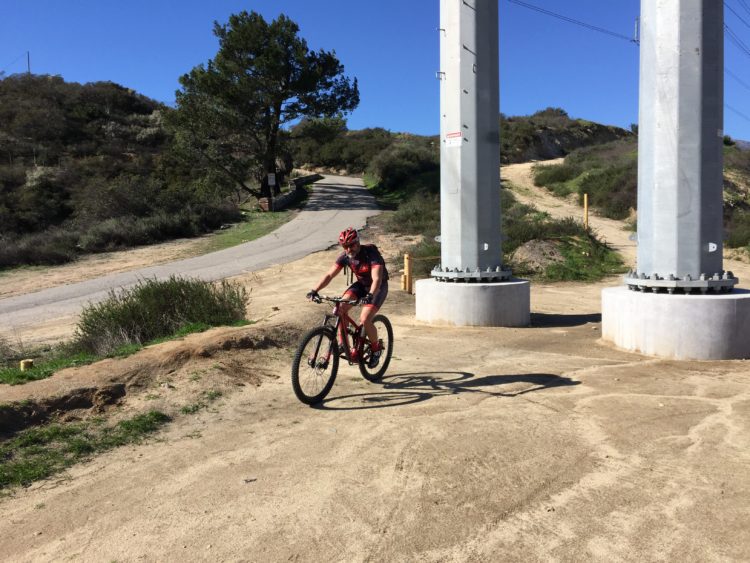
[{"left": 335, "top": 244, "right": 389, "bottom": 290}]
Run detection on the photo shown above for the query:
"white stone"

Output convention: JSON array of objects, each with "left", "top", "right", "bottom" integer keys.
[
  {"left": 602, "top": 286, "right": 750, "bottom": 360},
  {"left": 416, "top": 278, "right": 530, "bottom": 327}
]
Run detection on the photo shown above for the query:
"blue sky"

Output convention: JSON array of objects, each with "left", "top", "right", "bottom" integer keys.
[{"left": 2, "top": 0, "right": 750, "bottom": 140}]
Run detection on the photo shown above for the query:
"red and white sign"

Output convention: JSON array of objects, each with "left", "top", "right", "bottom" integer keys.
[{"left": 445, "top": 131, "right": 463, "bottom": 147}]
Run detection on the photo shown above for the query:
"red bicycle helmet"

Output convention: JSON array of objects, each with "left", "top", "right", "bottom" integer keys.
[{"left": 338, "top": 227, "right": 359, "bottom": 246}]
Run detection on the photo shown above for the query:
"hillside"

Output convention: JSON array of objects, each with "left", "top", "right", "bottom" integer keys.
[
  {"left": 500, "top": 107, "right": 633, "bottom": 164},
  {"left": 0, "top": 74, "right": 239, "bottom": 269}
]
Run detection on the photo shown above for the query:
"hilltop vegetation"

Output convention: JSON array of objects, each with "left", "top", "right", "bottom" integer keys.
[
  {"left": 0, "top": 75, "right": 240, "bottom": 268},
  {"left": 288, "top": 108, "right": 631, "bottom": 176},
  {"left": 501, "top": 107, "right": 632, "bottom": 164}
]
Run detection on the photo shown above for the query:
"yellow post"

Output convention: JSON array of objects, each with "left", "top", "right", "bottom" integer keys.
[
  {"left": 404, "top": 254, "right": 412, "bottom": 293},
  {"left": 583, "top": 193, "right": 589, "bottom": 231},
  {"left": 19, "top": 359, "right": 34, "bottom": 371}
]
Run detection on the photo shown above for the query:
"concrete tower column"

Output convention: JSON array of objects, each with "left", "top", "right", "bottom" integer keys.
[
  {"left": 416, "top": 0, "right": 529, "bottom": 327},
  {"left": 603, "top": 0, "right": 750, "bottom": 360}
]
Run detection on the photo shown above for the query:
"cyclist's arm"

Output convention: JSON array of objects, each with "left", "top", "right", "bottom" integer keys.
[
  {"left": 369, "top": 264, "right": 384, "bottom": 296},
  {"left": 312, "top": 263, "right": 343, "bottom": 293}
]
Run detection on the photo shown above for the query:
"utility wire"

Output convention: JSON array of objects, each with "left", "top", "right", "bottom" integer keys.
[
  {"left": 726, "top": 67, "right": 750, "bottom": 92},
  {"left": 506, "top": 1, "right": 750, "bottom": 127},
  {"left": 737, "top": 0, "right": 750, "bottom": 17},
  {"left": 726, "top": 2, "right": 750, "bottom": 28},
  {"left": 0, "top": 52, "right": 27, "bottom": 75},
  {"left": 725, "top": 24, "right": 750, "bottom": 59},
  {"left": 726, "top": 103, "right": 750, "bottom": 123},
  {"left": 505, "top": 0, "right": 638, "bottom": 45}
]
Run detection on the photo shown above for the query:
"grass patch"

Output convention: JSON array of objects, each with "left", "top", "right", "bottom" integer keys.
[
  {"left": 193, "top": 210, "right": 293, "bottom": 254},
  {"left": 0, "top": 410, "right": 170, "bottom": 489},
  {"left": 0, "top": 352, "right": 97, "bottom": 386},
  {"left": 179, "top": 390, "right": 223, "bottom": 415},
  {"left": 537, "top": 233, "right": 626, "bottom": 281}
]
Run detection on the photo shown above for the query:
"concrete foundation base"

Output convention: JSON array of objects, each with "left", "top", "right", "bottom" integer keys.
[
  {"left": 415, "top": 278, "right": 530, "bottom": 327},
  {"left": 602, "top": 286, "right": 750, "bottom": 360}
]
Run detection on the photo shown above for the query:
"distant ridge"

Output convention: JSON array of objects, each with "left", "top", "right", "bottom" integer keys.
[{"left": 736, "top": 139, "right": 750, "bottom": 151}]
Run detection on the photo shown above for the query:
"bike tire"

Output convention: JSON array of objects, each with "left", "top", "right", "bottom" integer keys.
[
  {"left": 291, "top": 326, "right": 339, "bottom": 405},
  {"left": 358, "top": 314, "right": 394, "bottom": 382}
]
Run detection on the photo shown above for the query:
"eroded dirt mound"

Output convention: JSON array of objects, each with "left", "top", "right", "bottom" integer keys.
[
  {"left": 510, "top": 239, "right": 565, "bottom": 273},
  {"left": 0, "top": 323, "right": 300, "bottom": 435}
]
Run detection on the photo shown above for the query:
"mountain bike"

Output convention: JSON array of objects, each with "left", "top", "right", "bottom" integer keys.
[{"left": 291, "top": 295, "right": 394, "bottom": 405}]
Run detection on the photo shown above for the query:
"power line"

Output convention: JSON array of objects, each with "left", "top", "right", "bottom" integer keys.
[
  {"left": 0, "top": 52, "right": 27, "bottom": 75},
  {"left": 505, "top": 0, "right": 638, "bottom": 45},
  {"left": 726, "top": 103, "right": 750, "bottom": 123},
  {"left": 725, "top": 24, "right": 750, "bottom": 59},
  {"left": 505, "top": 1, "right": 750, "bottom": 126},
  {"left": 737, "top": 0, "right": 750, "bottom": 17},
  {"left": 726, "top": 1, "right": 750, "bottom": 28},
  {"left": 726, "top": 67, "right": 750, "bottom": 92}
]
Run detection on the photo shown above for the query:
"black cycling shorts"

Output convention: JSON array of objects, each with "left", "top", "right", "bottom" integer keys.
[{"left": 345, "top": 281, "right": 388, "bottom": 309}]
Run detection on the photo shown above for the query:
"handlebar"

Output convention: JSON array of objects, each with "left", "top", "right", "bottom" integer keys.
[{"left": 310, "top": 295, "right": 360, "bottom": 305}]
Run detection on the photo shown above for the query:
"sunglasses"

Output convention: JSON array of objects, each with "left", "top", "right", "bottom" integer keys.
[{"left": 342, "top": 242, "right": 359, "bottom": 250}]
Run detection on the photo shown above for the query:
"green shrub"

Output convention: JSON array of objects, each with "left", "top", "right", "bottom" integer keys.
[
  {"left": 73, "top": 276, "right": 248, "bottom": 355},
  {"left": 0, "top": 204, "right": 240, "bottom": 269},
  {"left": 366, "top": 142, "right": 439, "bottom": 191},
  {"left": 578, "top": 164, "right": 637, "bottom": 219},
  {"left": 0, "top": 228, "right": 79, "bottom": 268},
  {"left": 386, "top": 191, "right": 440, "bottom": 235},
  {"left": 532, "top": 163, "right": 582, "bottom": 187},
  {"left": 726, "top": 210, "right": 750, "bottom": 248}
]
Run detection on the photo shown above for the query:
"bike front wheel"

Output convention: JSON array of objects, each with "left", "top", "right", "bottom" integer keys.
[
  {"left": 359, "top": 314, "right": 394, "bottom": 382},
  {"left": 291, "top": 326, "right": 339, "bottom": 405}
]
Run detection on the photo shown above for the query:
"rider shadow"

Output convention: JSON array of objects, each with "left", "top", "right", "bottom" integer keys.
[{"left": 314, "top": 371, "right": 580, "bottom": 411}]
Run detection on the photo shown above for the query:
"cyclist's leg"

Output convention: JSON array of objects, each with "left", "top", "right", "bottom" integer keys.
[
  {"left": 339, "top": 282, "right": 366, "bottom": 345},
  {"left": 360, "top": 304, "right": 380, "bottom": 347},
  {"left": 360, "top": 282, "right": 388, "bottom": 349}
]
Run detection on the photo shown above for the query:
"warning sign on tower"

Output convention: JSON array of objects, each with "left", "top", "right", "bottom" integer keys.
[{"left": 445, "top": 131, "right": 463, "bottom": 147}]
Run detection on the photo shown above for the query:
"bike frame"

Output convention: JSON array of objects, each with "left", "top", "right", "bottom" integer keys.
[{"left": 322, "top": 300, "right": 366, "bottom": 365}]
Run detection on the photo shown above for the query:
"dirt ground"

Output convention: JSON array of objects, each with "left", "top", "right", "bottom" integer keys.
[{"left": 1, "top": 165, "right": 749, "bottom": 562}]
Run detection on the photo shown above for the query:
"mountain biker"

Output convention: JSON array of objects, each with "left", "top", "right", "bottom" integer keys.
[{"left": 307, "top": 227, "right": 389, "bottom": 368}]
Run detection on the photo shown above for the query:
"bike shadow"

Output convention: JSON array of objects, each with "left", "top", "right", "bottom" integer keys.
[{"left": 313, "top": 371, "right": 580, "bottom": 411}]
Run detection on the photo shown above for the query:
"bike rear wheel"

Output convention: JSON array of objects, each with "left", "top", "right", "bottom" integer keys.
[
  {"left": 358, "top": 314, "right": 394, "bottom": 382},
  {"left": 292, "top": 326, "right": 339, "bottom": 404}
]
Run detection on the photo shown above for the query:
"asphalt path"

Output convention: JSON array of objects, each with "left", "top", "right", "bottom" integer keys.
[{"left": 0, "top": 175, "right": 380, "bottom": 334}]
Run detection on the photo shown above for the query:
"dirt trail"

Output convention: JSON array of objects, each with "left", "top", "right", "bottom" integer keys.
[
  {"left": 502, "top": 159, "right": 637, "bottom": 267},
  {"left": 1, "top": 174, "right": 750, "bottom": 561}
]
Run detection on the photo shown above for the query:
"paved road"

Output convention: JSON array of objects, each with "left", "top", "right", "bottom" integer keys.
[{"left": 0, "top": 175, "right": 380, "bottom": 334}]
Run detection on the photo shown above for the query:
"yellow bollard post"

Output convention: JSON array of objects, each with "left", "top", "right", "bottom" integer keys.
[
  {"left": 404, "top": 253, "right": 413, "bottom": 294},
  {"left": 20, "top": 359, "right": 34, "bottom": 371},
  {"left": 583, "top": 193, "right": 589, "bottom": 231}
]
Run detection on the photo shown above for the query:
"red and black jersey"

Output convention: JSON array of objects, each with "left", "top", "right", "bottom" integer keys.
[{"left": 335, "top": 244, "right": 389, "bottom": 290}]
